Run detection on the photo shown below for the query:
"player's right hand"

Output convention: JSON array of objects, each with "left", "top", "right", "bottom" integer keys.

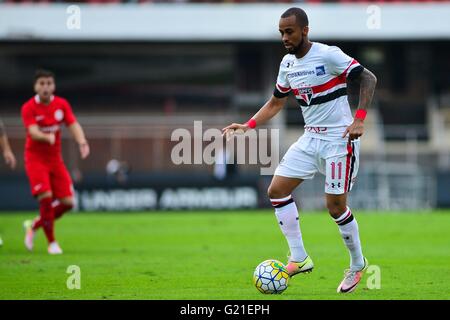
[
  {"left": 3, "top": 150, "right": 16, "bottom": 170},
  {"left": 222, "top": 123, "right": 249, "bottom": 141},
  {"left": 47, "top": 133, "right": 56, "bottom": 145},
  {"left": 79, "top": 141, "right": 90, "bottom": 159}
]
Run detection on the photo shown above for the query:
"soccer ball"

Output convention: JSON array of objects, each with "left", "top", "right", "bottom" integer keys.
[{"left": 253, "top": 259, "right": 289, "bottom": 294}]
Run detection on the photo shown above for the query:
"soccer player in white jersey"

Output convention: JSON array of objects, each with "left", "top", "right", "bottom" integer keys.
[{"left": 223, "top": 7, "right": 377, "bottom": 293}]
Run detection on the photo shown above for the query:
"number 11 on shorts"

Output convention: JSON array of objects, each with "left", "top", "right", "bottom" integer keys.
[{"left": 330, "top": 161, "right": 342, "bottom": 180}]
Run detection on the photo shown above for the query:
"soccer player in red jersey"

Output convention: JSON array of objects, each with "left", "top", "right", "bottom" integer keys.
[{"left": 22, "top": 69, "right": 90, "bottom": 255}]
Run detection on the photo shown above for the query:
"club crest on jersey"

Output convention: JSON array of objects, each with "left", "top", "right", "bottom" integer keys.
[
  {"left": 315, "top": 65, "right": 325, "bottom": 76},
  {"left": 54, "top": 109, "right": 64, "bottom": 121},
  {"left": 295, "top": 87, "right": 313, "bottom": 105}
]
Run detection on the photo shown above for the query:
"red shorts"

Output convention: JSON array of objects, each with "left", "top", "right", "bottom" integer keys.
[{"left": 25, "top": 156, "right": 73, "bottom": 198}]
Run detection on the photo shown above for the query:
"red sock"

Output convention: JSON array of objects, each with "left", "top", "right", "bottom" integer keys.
[
  {"left": 39, "top": 197, "right": 55, "bottom": 243},
  {"left": 54, "top": 203, "right": 73, "bottom": 220},
  {"left": 32, "top": 217, "right": 43, "bottom": 231},
  {"left": 33, "top": 201, "right": 73, "bottom": 230}
]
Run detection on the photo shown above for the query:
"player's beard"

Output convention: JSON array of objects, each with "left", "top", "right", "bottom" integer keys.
[
  {"left": 287, "top": 37, "right": 304, "bottom": 55},
  {"left": 40, "top": 93, "right": 51, "bottom": 104}
]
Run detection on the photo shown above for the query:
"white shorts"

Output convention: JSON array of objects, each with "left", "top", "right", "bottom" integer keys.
[{"left": 274, "top": 135, "right": 360, "bottom": 195}]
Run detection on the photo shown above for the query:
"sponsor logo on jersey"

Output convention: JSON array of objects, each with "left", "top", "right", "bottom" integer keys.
[
  {"left": 35, "top": 115, "right": 45, "bottom": 121},
  {"left": 315, "top": 65, "right": 326, "bottom": 76},
  {"left": 287, "top": 70, "right": 315, "bottom": 79},
  {"left": 39, "top": 125, "right": 60, "bottom": 133},
  {"left": 54, "top": 109, "right": 64, "bottom": 121},
  {"left": 305, "top": 126, "right": 328, "bottom": 134}
]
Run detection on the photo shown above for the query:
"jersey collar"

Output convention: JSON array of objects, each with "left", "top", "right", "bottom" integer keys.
[
  {"left": 34, "top": 94, "right": 55, "bottom": 105},
  {"left": 294, "top": 42, "right": 315, "bottom": 61}
]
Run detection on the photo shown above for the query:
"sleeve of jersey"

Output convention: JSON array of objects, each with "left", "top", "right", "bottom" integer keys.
[
  {"left": 273, "top": 62, "right": 291, "bottom": 98},
  {"left": 327, "top": 46, "right": 364, "bottom": 80},
  {"left": 21, "top": 104, "right": 36, "bottom": 128},
  {"left": 63, "top": 100, "right": 77, "bottom": 126}
]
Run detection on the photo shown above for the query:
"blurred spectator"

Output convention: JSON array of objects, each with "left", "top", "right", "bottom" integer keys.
[
  {"left": 213, "top": 140, "right": 238, "bottom": 181},
  {"left": 71, "top": 167, "right": 84, "bottom": 184},
  {"left": 106, "top": 159, "right": 130, "bottom": 185}
]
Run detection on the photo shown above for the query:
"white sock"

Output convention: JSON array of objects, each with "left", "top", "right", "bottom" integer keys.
[
  {"left": 271, "top": 195, "right": 308, "bottom": 262},
  {"left": 333, "top": 207, "right": 364, "bottom": 271}
]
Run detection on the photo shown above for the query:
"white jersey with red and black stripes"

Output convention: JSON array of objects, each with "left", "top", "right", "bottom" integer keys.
[{"left": 275, "top": 42, "right": 362, "bottom": 141}]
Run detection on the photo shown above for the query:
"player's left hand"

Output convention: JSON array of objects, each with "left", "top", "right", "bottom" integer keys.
[
  {"left": 222, "top": 123, "right": 248, "bottom": 141},
  {"left": 3, "top": 150, "right": 16, "bottom": 169},
  {"left": 79, "top": 141, "right": 90, "bottom": 159},
  {"left": 343, "top": 119, "right": 364, "bottom": 140}
]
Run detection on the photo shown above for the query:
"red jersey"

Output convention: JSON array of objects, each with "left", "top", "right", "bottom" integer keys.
[{"left": 21, "top": 95, "right": 77, "bottom": 161}]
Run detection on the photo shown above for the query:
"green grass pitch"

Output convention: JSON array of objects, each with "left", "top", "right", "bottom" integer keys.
[{"left": 0, "top": 210, "right": 449, "bottom": 300}]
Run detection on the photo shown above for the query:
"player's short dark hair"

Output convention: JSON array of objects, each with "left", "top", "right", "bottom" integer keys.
[
  {"left": 281, "top": 7, "right": 309, "bottom": 28},
  {"left": 34, "top": 69, "right": 55, "bottom": 83}
]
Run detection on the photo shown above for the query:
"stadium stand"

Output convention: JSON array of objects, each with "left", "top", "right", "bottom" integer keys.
[{"left": 0, "top": 2, "right": 449, "bottom": 209}]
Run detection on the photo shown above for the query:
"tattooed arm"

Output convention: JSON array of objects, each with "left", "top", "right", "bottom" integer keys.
[
  {"left": 343, "top": 68, "right": 377, "bottom": 140},
  {"left": 0, "top": 119, "right": 17, "bottom": 169}
]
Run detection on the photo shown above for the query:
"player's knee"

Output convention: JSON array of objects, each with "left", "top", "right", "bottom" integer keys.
[
  {"left": 327, "top": 200, "right": 347, "bottom": 218},
  {"left": 60, "top": 197, "right": 74, "bottom": 208},
  {"left": 267, "top": 185, "right": 290, "bottom": 200},
  {"left": 37, "top": 191, "right": 53, "bottom": 201}
]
